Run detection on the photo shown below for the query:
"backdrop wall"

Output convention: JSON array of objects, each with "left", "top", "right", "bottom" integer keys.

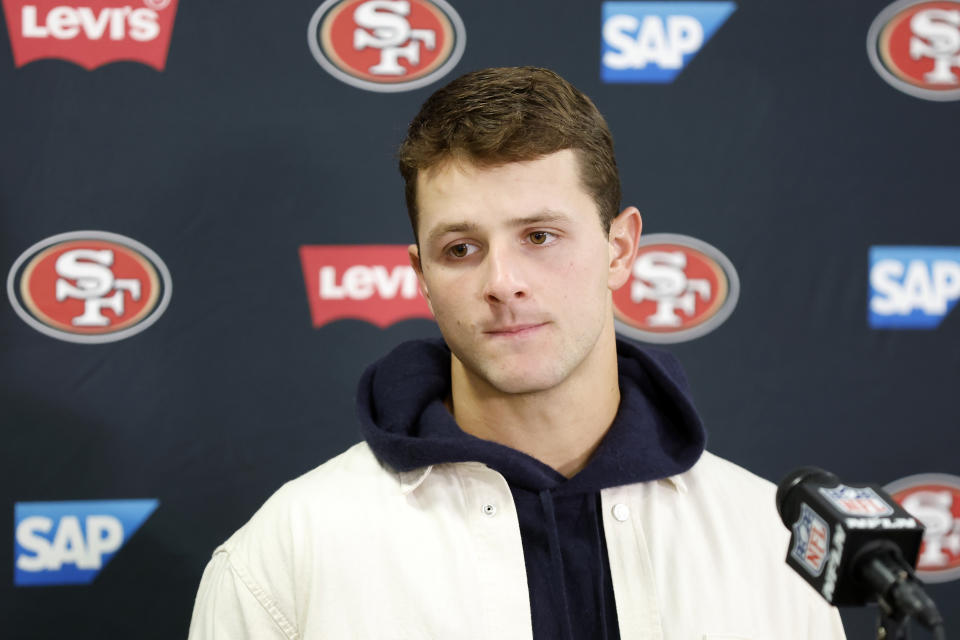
[{"left": 2, "top": 0, "right": 958, "bottom": 637}]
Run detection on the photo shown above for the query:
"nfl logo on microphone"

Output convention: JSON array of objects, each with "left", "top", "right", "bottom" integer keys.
[
  {"left": 819, "top": 485, "right": 895, "bottom": 517},
  {"left": 791, "top": 504, "right": 830, "bottom": 577}
]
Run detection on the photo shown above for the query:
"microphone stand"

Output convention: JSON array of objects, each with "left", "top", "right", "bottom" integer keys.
[
  {"left": 860, "top": 548, "right": 945, "bottom": 640},
  {"left": 876, "top": 607, "right": 911, "bottom": 640}
]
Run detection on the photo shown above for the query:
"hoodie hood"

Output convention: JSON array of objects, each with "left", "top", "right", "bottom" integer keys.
[{"left": 356, "top": 338, "right": 706, "bottom": 492}]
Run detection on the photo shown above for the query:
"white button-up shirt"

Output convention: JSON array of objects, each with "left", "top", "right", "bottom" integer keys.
[{"left": 188, "top": 443, "right": 846, "bottom": 639}]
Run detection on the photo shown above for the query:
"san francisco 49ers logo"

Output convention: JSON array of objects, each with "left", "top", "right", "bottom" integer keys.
[
  {"left": 885, "top": 474, "right": 960, "bottom": 583},
  {"left": 868, "top": 0, "right": 960, "bottom": 101},
  {"left": 7, "top": 231, "right": 172, "bottom": 343},
  {"left": 307, "top": 0, "right": 466, "bottom": 92},
  {"left": 613, "top": 233, "right": 739, "bottom": 344}
]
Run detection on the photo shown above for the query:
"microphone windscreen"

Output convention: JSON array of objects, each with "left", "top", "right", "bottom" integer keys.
[{"left": 776, "top": 466, "right": 839, "bottom": 527}]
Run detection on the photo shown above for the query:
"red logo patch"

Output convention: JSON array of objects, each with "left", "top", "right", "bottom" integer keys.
[
  {"left": 307, "top": 0, "right": 465, "bottom": 92},
  {"left": 1, "top": 0, "right": 179, "bottom": 70},
  {"left": 885, "top": 474, "right": 960, "bottom": 583},
  {"left": 299, "top": 245, "right": 433, "bottom": 328},
  {"left": 868, "top": 0, "right": 960, "bottom": 101},
  {"left": 7, "top": 231, "right": 172, "bottom": 343},
  {"left": 612, "top": 233, "right": 739, "bottom": 344}
]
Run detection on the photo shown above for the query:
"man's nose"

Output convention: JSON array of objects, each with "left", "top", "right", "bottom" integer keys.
[{"left": 482, "top": 244, "right": 529, "bottom": 304}]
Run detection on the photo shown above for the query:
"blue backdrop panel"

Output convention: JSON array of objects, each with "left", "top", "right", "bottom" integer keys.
[{"left": 2, "top": 0, "right": 958, "bottom": 637}]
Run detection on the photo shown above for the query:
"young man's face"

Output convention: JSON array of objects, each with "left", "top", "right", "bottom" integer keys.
[{"left": 410, "top": 149, "right": 639, "bottom": 396}]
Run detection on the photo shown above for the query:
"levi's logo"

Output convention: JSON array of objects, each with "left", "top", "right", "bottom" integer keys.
[
  {"left": 299, "top": 245, "right": 433, "bottom": 328},
  {"left": 1, "top": 0, "right": 179, "bottom": 70}
]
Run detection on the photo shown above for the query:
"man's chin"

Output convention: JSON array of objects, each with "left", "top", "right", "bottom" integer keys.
[
  {"left": 450, "top": 344, "right": 568, "bottom": 395},
  {"left": 481, "top": 366, "right": 567, "bottom": 396}
]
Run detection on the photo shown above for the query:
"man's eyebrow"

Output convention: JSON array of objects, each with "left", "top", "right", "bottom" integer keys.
[
  {"left": 425, "top": 211, "right": 574, "bottom": 245},
  {"left": 510, "top": 211, "right": 573, "bottom": 226},
  {"left": 425, "top": 222, "right": 480, "bottom": 246}
]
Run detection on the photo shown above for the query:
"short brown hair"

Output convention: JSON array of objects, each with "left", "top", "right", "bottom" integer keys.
[{"left": 398, "top": 66, "right": 621, "bottom": 240}]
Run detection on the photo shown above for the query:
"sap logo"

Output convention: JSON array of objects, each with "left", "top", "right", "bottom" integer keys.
[
  {"left": 868, "top": 246, "right": 960, "bottom": 329},
  {"left": 300, "top": 245, "right": 433, "bottom": 328},
  {"left": 1, "top": 1, "right": 180, "bottom": 70},
  {"left": 307, "top": 0, "right": 466, "bottom": 93},
  {"left": 14, "top": 499, "right": 158, "bottom": 586},
  {"left": 601, "top": 1, "right": 736, "bottom": 83}
]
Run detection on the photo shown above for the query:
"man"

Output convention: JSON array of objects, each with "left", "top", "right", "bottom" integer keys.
[{"left": 189, "top": 67, "right": 846, "bottom": 639}]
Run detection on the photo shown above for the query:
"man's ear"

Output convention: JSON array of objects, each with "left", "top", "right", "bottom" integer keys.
[
  {"left": 408, "top": 243, "right": 434, "bottom": 314},
  {"left": 608, "top": 206, "right": 642, "bottom": 290}
]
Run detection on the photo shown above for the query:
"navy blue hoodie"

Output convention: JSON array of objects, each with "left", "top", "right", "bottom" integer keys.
[{"left": 357, "top": 338, "right": 706, "bottom": 640}]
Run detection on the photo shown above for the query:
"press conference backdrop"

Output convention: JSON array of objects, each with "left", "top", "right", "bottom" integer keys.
[{"left": 2, "top": 0, "right": 958, "bottom": 637}]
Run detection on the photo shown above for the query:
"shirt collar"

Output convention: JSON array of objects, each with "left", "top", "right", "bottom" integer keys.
[
  {"left": 398, "top": 466, "right": 433, "bottom": 495},
  {"left": 399, "top": 463, "right": 688, "bottom": 495},
  {"left": 661, "top": 474, "right": 687, "bottom": 494}
]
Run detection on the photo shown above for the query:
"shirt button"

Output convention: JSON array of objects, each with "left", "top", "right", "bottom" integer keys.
[
  {"left": 612, "top": 503, "right": 630, "bottom": 522},
  {"left": 482, "top": 503, "right": 497, "bottom": 517}
]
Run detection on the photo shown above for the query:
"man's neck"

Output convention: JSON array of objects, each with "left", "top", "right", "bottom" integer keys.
[{"left": 449, "top": 329, "right": 621, "bottom": 478}]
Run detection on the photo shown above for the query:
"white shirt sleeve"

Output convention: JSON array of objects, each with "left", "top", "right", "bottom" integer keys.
[{"left": 188, "top": 549, "right": 299, "bottom": 640}]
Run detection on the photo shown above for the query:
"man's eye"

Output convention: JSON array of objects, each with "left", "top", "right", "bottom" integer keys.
[
  {"left": 449, "top": 243, "right": 474, "bottom": 258},
  {"left": 529, "top": 231, "right": 552, "bottom": 245}
]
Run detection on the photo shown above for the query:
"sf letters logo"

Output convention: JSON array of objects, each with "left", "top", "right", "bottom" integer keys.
[
  {"left": 55, "top": 249, "right": 142, "bottom": 327},
  {"left": 910, "top": 8, "right": 960, "bottom": 84},
  {"left": 8, "top": 231, "right": 171, "bottom": 343},
  {"left": 353, "top": 0, "right": 436, "bottom": 75},
  {"left": 630, "top": 251, "right": 711, "bottom": 327},
  {"left": 903, "top": 491, "right": 960, "bottom": 568}
]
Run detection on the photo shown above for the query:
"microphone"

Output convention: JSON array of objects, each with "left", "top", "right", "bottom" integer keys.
[{"left": 775, "top": 467, "right": 944, "bottom": 636}]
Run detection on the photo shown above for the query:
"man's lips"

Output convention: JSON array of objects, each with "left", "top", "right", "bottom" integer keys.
[{"left": 483, "top": 322, "right": 548, "bottom": 337}]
